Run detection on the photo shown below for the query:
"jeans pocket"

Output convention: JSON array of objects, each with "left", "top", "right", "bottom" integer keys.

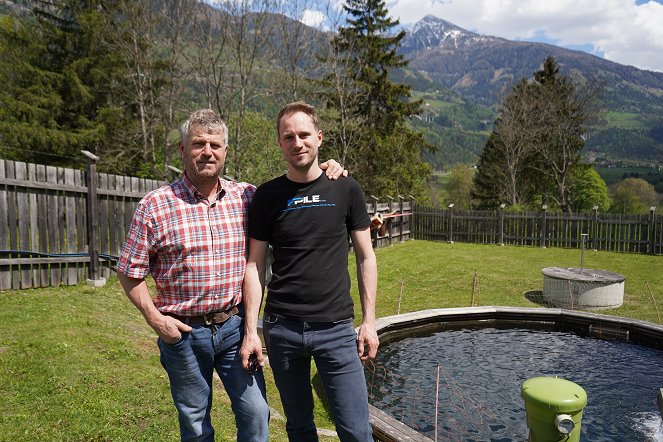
[{"left": 159, "top": 333, "right": 185, "bottom": 346}]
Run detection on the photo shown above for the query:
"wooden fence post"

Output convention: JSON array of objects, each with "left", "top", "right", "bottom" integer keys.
[
  {"left": 592, "top": 205, "right": 599, "bottom": 251},
  {"left": 398, "top": 195, "right": 405, "bottom": 243},
  {"left": 541, "top": 205, "right": 548, "bottom": 248},
  {"left": 447, "top": 203, "right": 454, "bottom": 244},
  {"left": 409, "top": 195, "right": 416, "bottom": 242},
  {"left": 499, "top": 203, "right": 505, "bottom": 246},
  {"left": 386, "top": 195, "right": 394, "bottom": 246},
  {"left": 371, "top": 195, "right": 379, "bottom": 248},
  {"left": 82, "top": 150, "right": 106, "bottom": 287},
  {"left": 649, "top": 206, "right": 657, "bottom": 255}
]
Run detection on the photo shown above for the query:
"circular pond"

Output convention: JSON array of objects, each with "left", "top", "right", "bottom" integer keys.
[{"left": 367, "top": 308, "right": 663, "bottom": 441}]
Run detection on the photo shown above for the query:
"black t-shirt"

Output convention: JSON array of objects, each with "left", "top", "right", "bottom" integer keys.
[{"left": 248, "top": 173, "right": 370, "bottom": 322}]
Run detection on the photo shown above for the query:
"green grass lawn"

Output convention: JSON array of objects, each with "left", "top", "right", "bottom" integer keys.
[
  {"left": 602, "top": 111, "right": 648, "bottom": 129},
  {"left": 1, "top": 240, "right": 661, "bottom": 440},
  {"left": 595, "top": 165, "right": 661, "bottom": 187}
]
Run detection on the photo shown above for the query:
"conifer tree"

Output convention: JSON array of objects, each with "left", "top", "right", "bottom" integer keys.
[
  {"left": 0, "top": 2, "right": 143, "bottom": 174},
  {"left": 334, "top": 0, "right": 421, "bottom": 134},
  {"left": 322, "top": 0, "right": 431, "bottom": 198}
]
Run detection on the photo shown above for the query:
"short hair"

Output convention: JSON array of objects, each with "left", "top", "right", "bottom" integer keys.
[
  {"left": 276, "top": 101, "right": 319, "bottom": 136},
  {"left": 180, "top": 109, "right": 228, "bottom": 146}
]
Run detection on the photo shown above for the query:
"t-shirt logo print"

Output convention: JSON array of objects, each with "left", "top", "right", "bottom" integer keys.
[{"left": 283, "top": 194, "right": 335, "bottom": 212}]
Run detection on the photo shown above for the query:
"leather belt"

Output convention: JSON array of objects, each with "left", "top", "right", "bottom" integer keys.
[{"left": 165, "top": 306, "right": 239, "bottom": 325}]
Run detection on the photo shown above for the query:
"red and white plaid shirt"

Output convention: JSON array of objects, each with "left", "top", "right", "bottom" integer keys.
[{"left": 116, "top": 174, "right": 255, "bottom": 316}]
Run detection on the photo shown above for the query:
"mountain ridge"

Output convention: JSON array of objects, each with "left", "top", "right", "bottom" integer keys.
[
  {"left": 398, "top": 15, "right": 663, "bottom": 167},
  {"left": 400, "top": 15, "right": 663, "bottom": 107}
]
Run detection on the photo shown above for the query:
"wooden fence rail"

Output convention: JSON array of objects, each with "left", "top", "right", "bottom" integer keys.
[{"left": 413, "top": 204, "right": 662, "bottom": 255}]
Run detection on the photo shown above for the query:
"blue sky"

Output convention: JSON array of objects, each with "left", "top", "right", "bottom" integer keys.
[{"left": 298, "top": 0, "right": 663, "bottom": 72}]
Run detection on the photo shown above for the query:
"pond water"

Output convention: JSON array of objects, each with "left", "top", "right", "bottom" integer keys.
[{"left": 367, "top": 323, "right": 663, "bottom": 441}]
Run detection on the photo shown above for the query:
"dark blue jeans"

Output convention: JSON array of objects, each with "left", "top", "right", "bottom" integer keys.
[
  {"left": 263, "top": 313, "right": 372, "bottom": 442},
  {"left": 157, "top": 314, "right": 269, "bottom": 442}
]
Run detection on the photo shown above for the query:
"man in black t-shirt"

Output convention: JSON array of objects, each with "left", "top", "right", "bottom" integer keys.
[{"left": 240, "top": 101, "right": 378, "bottom": 441}]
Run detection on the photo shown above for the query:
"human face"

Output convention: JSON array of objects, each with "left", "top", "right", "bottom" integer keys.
[
  {"left": 277, "top": 111, "right": 322, "bottom": 175},
  {"left": 179, "top": 124, "right": 227, "bottom": 185}
]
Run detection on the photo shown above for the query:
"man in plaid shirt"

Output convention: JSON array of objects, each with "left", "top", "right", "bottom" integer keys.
[{"left": 116, "top": 108, "right": 344, "bottom": 442}]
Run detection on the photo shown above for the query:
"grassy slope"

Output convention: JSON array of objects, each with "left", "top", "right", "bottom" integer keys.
[{"left": 1, "top": 240, "right": 661, "bottom": 440}]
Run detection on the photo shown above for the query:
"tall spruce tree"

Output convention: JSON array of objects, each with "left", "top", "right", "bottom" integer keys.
[
  {"left": 0, "top": 1, "right": 144, "bottom": 174},
  {"left": 0, "top": 15, "right": 75, "bottom": 165},
  {"left": 334, "top": 0, "right": 421, "bottom": 134},
  {"left": 323, "top": 0, "right": 430, "bottom": 198}
]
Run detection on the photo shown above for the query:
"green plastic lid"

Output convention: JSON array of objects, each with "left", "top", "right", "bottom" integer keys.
[{"left": 521, "top": 377, "right": 588, "bottom": 412}]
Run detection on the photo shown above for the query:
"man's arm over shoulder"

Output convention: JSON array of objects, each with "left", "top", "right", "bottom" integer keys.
[{"left": 350, "top": 226, "right": 379, "bottom": 361}]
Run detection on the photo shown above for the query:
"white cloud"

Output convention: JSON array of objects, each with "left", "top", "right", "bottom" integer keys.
[
  {"left": 387, "top": 0, "right": 663, "bottom": 72},
  {"left": 301, "top": 9, "right": 327, "bottom": 28}
]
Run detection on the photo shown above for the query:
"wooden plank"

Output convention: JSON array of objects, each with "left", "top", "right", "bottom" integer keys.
[
  {"left": 0, "top": 176, "right": 163, "bottom": 199},
  {"left": 368, "top": 404, "right": 433, "bottom": 442},
  {"left": 57, "top": 167, "right": 67, "bottom": 284},
  {"left": 6, "top": 161, "right": 19, "bottom": 289},
  {"left": 16, "top": 161, "right": 33, "bottom": 288},
  {"left": 108, "top": 174, "right": 118, "bottom": 259},
  {"left": 46, "top": 166, "right": 61, "bottom": 286},
  {"left": 0, "top": 160, "right": 10, "bottom": 290},
  {"left": 98, "top": 173, "right": 109, "bottom": 265},
  {"left": 75, "top": 169, "right": 86, "bottom": 282},
  {"left": 65, "top": 168, "right": 78, "bottom": 284},
  {"left": 125, "top": 176, "right": 137, "bottom": 235},
  {"left": 0, "top": 256, "right": 89, "bottom": 265},
  {"left": 28, "top": 163, "right": 40, "bottom": 286},
  {"left": 112, "top": 174, "right": 126, "bottom": 257},
  {"left": 36, "top": 165, "right": 49, "bottom": 287}
]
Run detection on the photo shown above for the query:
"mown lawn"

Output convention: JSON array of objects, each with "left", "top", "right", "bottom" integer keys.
[{"left": 1, "top": 240, "right": 661, "bottom": 440}]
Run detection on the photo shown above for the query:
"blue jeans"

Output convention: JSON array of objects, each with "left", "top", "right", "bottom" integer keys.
[
  {"left": 263, "top": 314, "right": 372, "bottom": 442},
  {"left": 157, "top": 314, "right": 269, "bottom": 442}
]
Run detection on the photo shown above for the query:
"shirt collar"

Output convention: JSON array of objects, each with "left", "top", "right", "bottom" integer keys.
[{"left": 181, "top": 173, "right": 225, "bottom": 202}]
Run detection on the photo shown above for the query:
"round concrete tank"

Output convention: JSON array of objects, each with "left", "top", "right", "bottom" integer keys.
[{"left": 542, "top": 267, "right": 625, "bottom": 310}]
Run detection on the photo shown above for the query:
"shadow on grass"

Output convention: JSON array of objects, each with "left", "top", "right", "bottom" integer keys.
[{"left": 524, "top": 290, "right": 546, "bottom": 306}]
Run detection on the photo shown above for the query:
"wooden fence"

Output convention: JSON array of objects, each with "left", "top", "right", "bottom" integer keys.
[
  {"left": 0, "top": 158, "right": 166, "bottom": 290},
  {"left": 413, "top": 204, "right": 662, "bottom": 255},
  {"left": 1, "top": 157, "right": 659, "bottom": 290},
  {"left": 0, "top": 158, "right": 414, "bottom": 290},
  {"left": 367, "top": 195, "right": 414, "bottom": 249}
]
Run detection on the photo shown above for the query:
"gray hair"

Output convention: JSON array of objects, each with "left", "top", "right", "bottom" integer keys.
[{"left": 180, "top": 109, "right": 228, "bottom": 146}]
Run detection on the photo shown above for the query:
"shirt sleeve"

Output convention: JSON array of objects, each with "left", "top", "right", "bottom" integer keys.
[{"left": 116, "top": 200, "right": 154, "bottom": 279}]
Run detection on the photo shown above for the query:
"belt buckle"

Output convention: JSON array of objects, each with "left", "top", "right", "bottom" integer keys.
[{"left": 203, "top": 312, "right": 215, "bottom": 325}]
